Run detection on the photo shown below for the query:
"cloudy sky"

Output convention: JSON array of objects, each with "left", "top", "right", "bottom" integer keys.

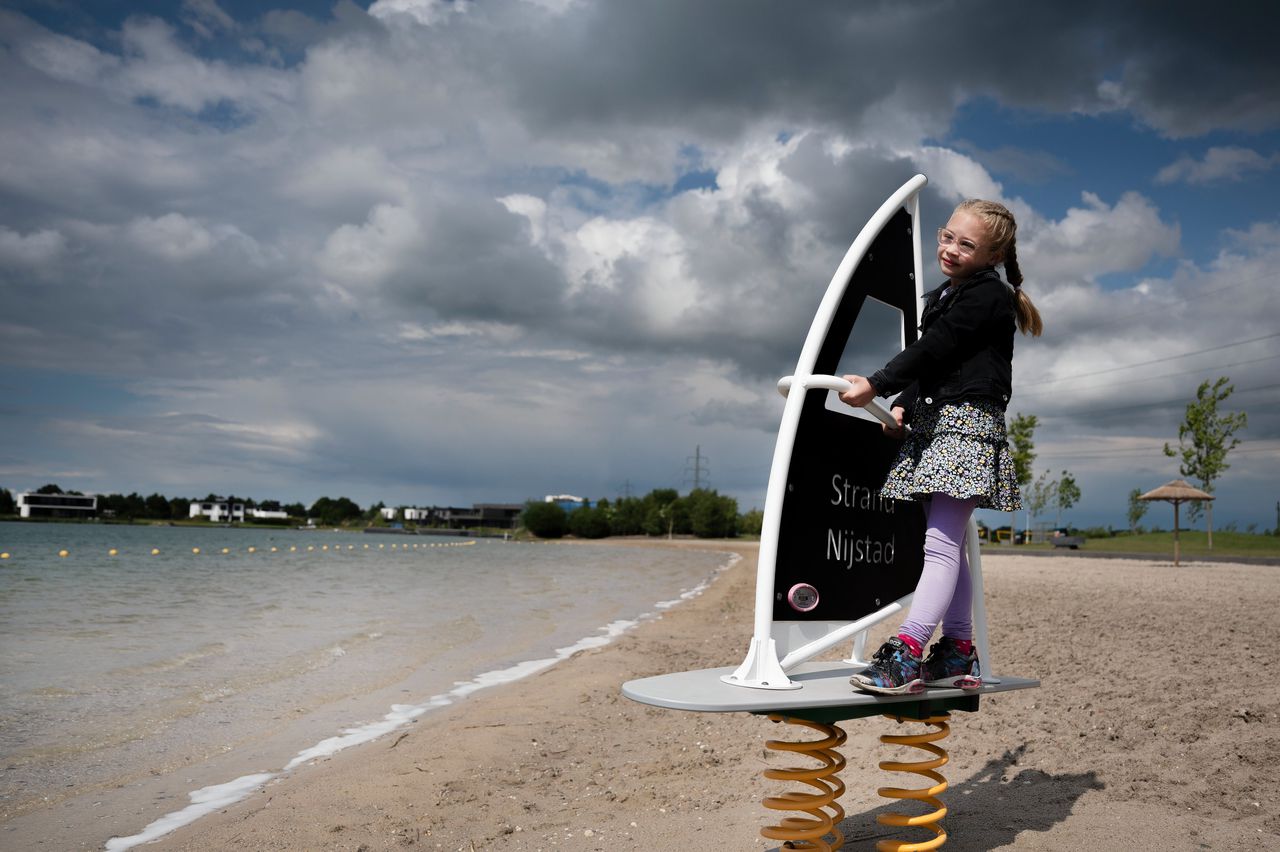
[{"left": 2, "top": 0, "right": 1278, "bottom": 531}]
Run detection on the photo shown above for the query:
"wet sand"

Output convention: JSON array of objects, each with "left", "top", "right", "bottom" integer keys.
[{"left": 61, "top": 541, "right": 1280, "bottom": 850}]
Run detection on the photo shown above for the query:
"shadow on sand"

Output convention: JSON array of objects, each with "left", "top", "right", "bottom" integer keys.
[{"left": 824, "top": 744, "right": 1104, "bottom": 851}]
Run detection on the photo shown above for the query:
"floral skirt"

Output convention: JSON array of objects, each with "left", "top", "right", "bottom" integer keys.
[{"left": 881, "top": 399, "right": 1021, "bottom": 511}]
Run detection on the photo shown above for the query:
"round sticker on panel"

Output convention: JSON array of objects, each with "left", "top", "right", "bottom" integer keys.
[{"left": 787, "top": 583, "right": 820, "bottom": 613}]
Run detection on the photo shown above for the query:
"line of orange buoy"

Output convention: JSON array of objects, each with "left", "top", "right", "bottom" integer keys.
[{"left": 0, "top": 539, "right": 476, "bottom": 560}]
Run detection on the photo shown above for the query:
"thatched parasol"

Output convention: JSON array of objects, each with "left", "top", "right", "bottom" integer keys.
[{"left": 1138, "top": 479, "right": 1214, "bottom": 566}]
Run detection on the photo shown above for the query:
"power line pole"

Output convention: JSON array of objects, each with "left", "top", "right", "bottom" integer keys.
[
  {"left": 618, "top": 480, "right": 634, "bottom": 500},
  {"left": 684, "top": 445, "right": 710, "bottom": 491}
]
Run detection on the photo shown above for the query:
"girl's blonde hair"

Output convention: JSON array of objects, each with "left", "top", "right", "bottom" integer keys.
[{"left": 955, "top": 199, "right": 1043, "bottom": 337}]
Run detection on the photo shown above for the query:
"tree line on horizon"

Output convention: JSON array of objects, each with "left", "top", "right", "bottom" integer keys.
[
  {"left": 0, "top": 485, "right": 360, "bottom": 526},
  {"left": 523, "top": 488, "right": 751, "bottom": 540},
  {"left": 0, "top": 483, "right": 758, "bottom": 537}
]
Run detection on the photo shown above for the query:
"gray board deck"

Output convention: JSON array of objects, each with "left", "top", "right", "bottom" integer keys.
[{"left": 623, "top": 661, "right": 1039, "bottom": 724}]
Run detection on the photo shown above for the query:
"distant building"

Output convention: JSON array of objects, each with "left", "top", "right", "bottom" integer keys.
[
  {"left": 545, "top": 494, "right": 590, "bottom": 513},
  {"left": 17, "top": 492, "right": 97, "bottom": 519},
  {"left": 431, "top": 506, "right": 478, "bottom": 528},
  {"left": 189, "top": 501, "right": 245, "bottom": 522},
  {"left": 249, "top": 508, "right": 288, "bottom": 520},
  {"left": 398, "top": 503, "right": 523, "bottom": 530},
  {"left": 380, "top": 507, "right": 399, "bottom": 521},
  {"left": 475, "top": 503, "right": 523, "bottom": 528}
]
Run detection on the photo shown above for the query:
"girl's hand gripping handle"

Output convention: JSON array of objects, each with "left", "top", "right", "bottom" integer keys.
[{"left": 776, "top": 374, "right": 904, "bottom": 433}]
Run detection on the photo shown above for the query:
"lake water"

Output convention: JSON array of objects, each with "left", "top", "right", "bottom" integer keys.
[{"left": 0, "top": 522, "right": 733, "bottom": 850}]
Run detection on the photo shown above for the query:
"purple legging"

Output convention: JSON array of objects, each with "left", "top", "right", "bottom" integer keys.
[{"left": 897, "top": 493, "right": 978, "bottom": 650}]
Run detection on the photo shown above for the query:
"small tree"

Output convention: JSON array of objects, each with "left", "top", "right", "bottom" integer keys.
[
  {"left": 122, "top": 492, "right": 146, "bottom": 519},
  {"left": 309, "top": 496, "right": 363, "bottom": 526},
  {"left": 1007, "top": 413, "right": 1039, "bottom": 542},
  {"left": 1055, "top": 470, "right": 1081, "bottom": 528},
  {"left": 667, "top": 496, "right": 694, "bottom": 536},
  {"left": 610, "top": 496, "right": 646, "bottom": 536},
  {"left": 739, "top": 508, "right": 764, "bottom": 537},
  {"left": 642, "top": 488, "right": 680, "bottom": 537},
  {"left": 1026, "top": 470, "right": 1056, "bottom": 531},
  {"left": 686, "top": 489, "right": 739, "bottom": 538},
  {"left": 0, "top": 488, "right": 15, "bottom": 515},
  {"left": 1127, "top": 488, "right": 1149, "bottom": 534},
  {"left": 1163, "top": 376, "right": 1247, "bottom": 547},
  {"left": 145, "top": 493, "right": 171, "bottom": 519}
]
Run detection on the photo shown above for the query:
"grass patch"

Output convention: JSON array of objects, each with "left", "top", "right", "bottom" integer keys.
[
  {"left": 1080, "top": 530, "right": 1280, "bottom": 558},
  {"left": 985, "top": 531, "right": 1280, "bottom": 559}
]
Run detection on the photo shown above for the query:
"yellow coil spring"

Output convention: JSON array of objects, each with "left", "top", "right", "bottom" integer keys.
[
  {"left": 761, "top": 714, "right": 848, "bottom": 851},
  {"left": 875, "top": 713, "right": 950, "bottom": 851}
]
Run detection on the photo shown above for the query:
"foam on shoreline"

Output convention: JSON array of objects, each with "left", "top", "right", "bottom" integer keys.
[{"left": 102, "top": 550, "right": 739, "bottom": 851}]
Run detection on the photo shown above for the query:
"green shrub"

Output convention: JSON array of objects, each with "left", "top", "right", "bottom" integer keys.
[
  {"left": 521, "top": 500, "right": 568, "bottom": 538},
  {"left": 568, "top": 505, "right": 611, "bottom": 539}
]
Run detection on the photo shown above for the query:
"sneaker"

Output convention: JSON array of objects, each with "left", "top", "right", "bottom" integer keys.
[
  {"left": 850, "top": 637, "right": 924, "bottom": 695},
  {"left": 922, "top": 637, "right": 982, "bottom": 689}
]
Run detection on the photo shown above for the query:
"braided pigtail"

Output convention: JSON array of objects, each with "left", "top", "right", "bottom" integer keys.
[
  {"left": 1004, "top": 238, "right": 1042, "bottom": 337},
  {"left": 1003, "top": 237, "right": 1023, "bottom": 286}
]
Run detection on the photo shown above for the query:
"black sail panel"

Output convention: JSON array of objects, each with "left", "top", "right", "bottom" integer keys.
[{"left": 773, "top": 207, "right": 927, "bottom": 622}]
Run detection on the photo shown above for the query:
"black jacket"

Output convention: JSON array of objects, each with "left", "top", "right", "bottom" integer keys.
[{"left": 868, "top": 267, "right": 1016, "bottom": 421}]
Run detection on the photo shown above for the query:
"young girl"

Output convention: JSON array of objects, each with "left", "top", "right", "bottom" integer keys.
[{"left": 838, "top": 199, "right": 1042, "bottom": 695}]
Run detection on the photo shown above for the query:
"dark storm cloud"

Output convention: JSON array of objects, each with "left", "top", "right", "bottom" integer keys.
[
  {"left": 473, "top": 0, "right": 1278, "bottom": 141},
  {"left": 379, "top": 196, "right": 568, "bottom": 323}
]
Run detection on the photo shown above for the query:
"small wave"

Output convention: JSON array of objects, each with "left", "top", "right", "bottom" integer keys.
[
  {"left": 27, "top": 685, "right": 79, "bottom": 698},
  {"left": 107, "top": 643, "right": 229, "bottom": 677},
  {"left": 104, "top": 773, "right": 275, "bottom": 852},
  {"left": 199, "top": 685, "right": 237, "bottom": 702}
]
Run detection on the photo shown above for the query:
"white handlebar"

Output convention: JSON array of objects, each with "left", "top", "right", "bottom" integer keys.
[{"left": 776, "top": 374, "right": 901, "bottom": 429}]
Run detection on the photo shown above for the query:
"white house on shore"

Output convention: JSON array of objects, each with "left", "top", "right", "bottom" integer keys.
[
  {"left": 17, "top": 491, "right": 98, "bottom": 519},
  {"left": 189, "top": 501, "right": 245, "bottom": 522},
  {"left": 188, "top": 502, "right": 287, "bottom": 522}
]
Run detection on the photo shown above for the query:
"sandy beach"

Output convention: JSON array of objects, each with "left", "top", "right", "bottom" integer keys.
[{"left": 81, "top": 542, "right": 1280, "bottom": 850}]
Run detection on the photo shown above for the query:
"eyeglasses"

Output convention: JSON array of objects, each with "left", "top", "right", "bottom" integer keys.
[{"left": 937, "top": 228, "right": 982, "bottom": 257}]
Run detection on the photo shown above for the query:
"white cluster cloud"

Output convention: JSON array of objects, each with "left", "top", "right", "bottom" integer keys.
[
  {"left": 127, "top": 213, "right": 219, "bottom": 261},
  {"left": 180, "top": 0, "right": 238, "bottom": 40},
  {"left": 367, "top": 0, "right": 468, "bottom": 28},
  {"left": 10, "top": 11, "right": 294, "bottom": 115},
  {"left": 0, "top": 226, "right": 66, "bottom": 266},
  {"left": 1024, "top": 192, "right": 1181, "bottom": 286},
  {"left": 1156, "top": 146, "right": 1280, "bottom": 185},
  {"left": 318, "top": 203, "right": 421, "bottom": 294}
]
